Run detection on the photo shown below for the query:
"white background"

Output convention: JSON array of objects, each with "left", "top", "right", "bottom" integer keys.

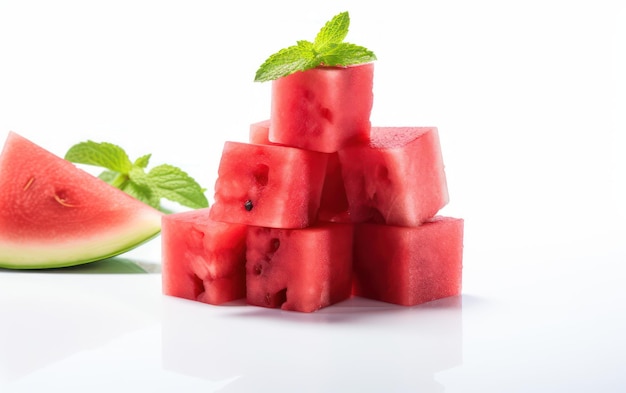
[{"left": 1, "top": 1, "right": 625, "bottom": 392}]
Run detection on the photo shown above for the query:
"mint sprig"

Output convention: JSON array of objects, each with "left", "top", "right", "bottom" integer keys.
[
  {"left": 254, "top": 11, "right": 376, "bottom": 82},
  {"left": 65, "top": 141, "right": 209, "bottom": 212}
]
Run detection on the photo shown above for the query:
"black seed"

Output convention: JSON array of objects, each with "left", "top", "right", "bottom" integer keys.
[{"left": 244, "top": 199, "right": 253, "bottom": 211}]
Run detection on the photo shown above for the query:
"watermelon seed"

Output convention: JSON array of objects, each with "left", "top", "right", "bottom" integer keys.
[
  {"left": 253, "top": 263, "right": 263, "bottom": 275},
  {"left": 23, "top": 177, "right": 35, "bottom": 191},
  {"left": 244, "top": 199, "right": 254, "bottom": 211},
  {"left": 53, "top": 193, "right": 75, "bottom": 207}
]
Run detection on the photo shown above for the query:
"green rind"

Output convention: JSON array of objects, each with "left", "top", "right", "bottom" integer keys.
[{"left": 0, "top": 226, "right": 161, "bottom": 270}]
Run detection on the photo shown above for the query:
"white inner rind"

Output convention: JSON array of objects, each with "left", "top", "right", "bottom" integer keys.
[{"left": 0, "top": 211, "right": 162, "bottom": 269}]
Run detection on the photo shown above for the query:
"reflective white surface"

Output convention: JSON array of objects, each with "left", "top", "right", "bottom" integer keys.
[
  {"left": 1, "top": 231, "right": 625, "bottom": 392},
  {"left": 1, "top": 1, "right": 625, "bottom": 392}
]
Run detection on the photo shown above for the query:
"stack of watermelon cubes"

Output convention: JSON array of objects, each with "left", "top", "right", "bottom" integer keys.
[{"left": 162, "top": 63, "right": 464, "bottom": 312}]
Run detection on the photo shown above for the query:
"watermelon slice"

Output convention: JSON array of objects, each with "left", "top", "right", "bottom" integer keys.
[
  {"left": 209, "top": 141, "right": 328, "bottom": 229},
  {"left": 246, "top": 223, "right": 353, "bottom": 312},
  {"left": 162, "top": 208, "right": 247, "bottom": 305},
  {"left": 352, "top": 216, "right": 464, "bottom": 306},
  {"left": 339, "top": 126, "right": 449, "bottom": 227},
  {"left": 0, "top": 132, "right": 163, "bottom": 269},
  {"left": 269, "top": 63, "right": 374, "bottom": 153}
]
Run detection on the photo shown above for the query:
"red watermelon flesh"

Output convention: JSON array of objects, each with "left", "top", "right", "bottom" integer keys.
[
  {"left": 249, "top": 120, "right": 349, "bottom": 223},
  {"left": 209, "top": 141, "right": 328, "bottom": 229},
  {"left": 249, "top": 120, "right": 275, "bottom": 145},
  {"left": 352, "top": 216, "right": 463, "bottom": 306},
  {"left": 338, "top": 126, "right": 449, "bottom": 227},
  {"left": 162, "top": 208, "right": 247, "bottom": 305},
  {"left": 0, "top": 132, "right": 163, "bottom": 269},
  {"left": 316, "top": 152, "right": 350, "bottom": 223},
  {"left": 270, "top": 63, "right": 374, "bottom": 153},
  {"left": 246, "top": 223, "right": 353, "bottom": 313}
]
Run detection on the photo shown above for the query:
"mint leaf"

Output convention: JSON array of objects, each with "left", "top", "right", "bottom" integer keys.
[
  {"left": 148, "top": 164, "right": 209, "bottom": 209},
  {"left": 122, "top": 179, "right": 160, "bottom": 209},
  {"left": 98, "top": 170, "right": 118, "bottom": 184},
  {"left": 314, "top": 11, "right": 349, "bottom": 50},
  {"left": 134, "top": 154, "right": 151, "bottom": 169},
  {"left": 254, "top": 11, "right": 375, "bottom": 82},
  {"left": 319, "top": 42, "right": 377, "bottom": 67},
  {"left": 254, "top": 43, "right": 317, "bottom": 83},
  {"left": 65, "top": 141, "right": 132, "bottom": 174},
  {"left": 65, "top": 141, "right": 209, "bottom": 212},
  {"left": 128, "top": 165, "right": 153, "bottom": 190}
]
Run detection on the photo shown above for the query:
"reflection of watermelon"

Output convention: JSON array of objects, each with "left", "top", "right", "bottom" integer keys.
[{"left": 0, "top": 132, "right": 163, "bottom": 269}]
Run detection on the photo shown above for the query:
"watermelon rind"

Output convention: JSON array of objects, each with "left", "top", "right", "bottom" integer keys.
[{"left": 0, "top": 219, "right": 161, "bottom": 270}]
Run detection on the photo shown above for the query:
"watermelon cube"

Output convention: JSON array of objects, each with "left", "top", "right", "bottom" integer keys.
[
  {"left": 249, "top": 120, "right": 276, "bottom": 145},
  {"left": 249, "top": 120, "right": 349, "bottom": 223},
  {"left": 210, "top": 141, "right": 328, "bottom": 229},
  {"left": 270, "top": 63, "right": 374, "bottom": 153},
  {"left": 339, "top": 126, "right": 449, "bottom": 227},
  {"left": 352, "top": 216, "right": 464, "bottom": 306},
  {"left": 162, "top": 208, "right": 247, "bottom": 305},
  {"left": 246, "top": 223, "right": 353, "bottom": 312}
]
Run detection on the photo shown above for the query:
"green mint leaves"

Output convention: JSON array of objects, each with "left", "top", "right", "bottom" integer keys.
[
  {"left": 254, "top": 11, "right": 376, "bottom": 82},
  {"left": 65, "top": 141, "right": 209, "bottom": 212}
]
